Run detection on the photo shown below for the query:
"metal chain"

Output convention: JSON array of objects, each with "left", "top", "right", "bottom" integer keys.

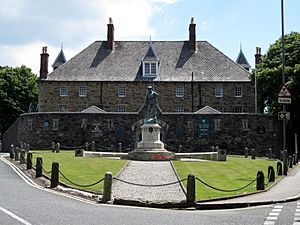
[
  {"left": 42, "top": 167, "right": 52, "bottom": 174},
  {"left": 113, "top": 177, "right": 187, "bottom": 187},
  {"left": 195, "top": 175, "right": 259, "bottom": 193},
  {"left": 58, "top": 170, "right": 104, "bottom": 188}
]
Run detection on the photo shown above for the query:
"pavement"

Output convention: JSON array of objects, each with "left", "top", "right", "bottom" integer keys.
[{"left": 196, "top": 163, "right": 300, "bottom": 210}]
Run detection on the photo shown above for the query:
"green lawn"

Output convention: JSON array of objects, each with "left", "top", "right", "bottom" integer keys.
[
  {"left": 31, "top": 151, "right": 128, "bottom": 193},
  {"left": 30, "top": 151, "right": 279, "bottom": 200},
  {"left": 173, "top": 156, "right": 279, "bottom": 201}
]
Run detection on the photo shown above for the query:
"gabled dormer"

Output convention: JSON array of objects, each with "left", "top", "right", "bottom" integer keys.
[{"left": 142, "top": 41, "right": 159, "bottom": 77}]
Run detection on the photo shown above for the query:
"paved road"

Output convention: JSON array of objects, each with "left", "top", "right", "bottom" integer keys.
[{"left": 0, "top": 154, "right": 296, "bottom": 225}]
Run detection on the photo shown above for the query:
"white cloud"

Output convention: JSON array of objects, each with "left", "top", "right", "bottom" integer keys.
[{"left": 0, "top": 0, "right": 176, "bottom": 73}]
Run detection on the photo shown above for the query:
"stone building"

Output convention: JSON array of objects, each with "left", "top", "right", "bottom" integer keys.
[{"left": 38, "top": 18, "right": 254, "bottom": 114}]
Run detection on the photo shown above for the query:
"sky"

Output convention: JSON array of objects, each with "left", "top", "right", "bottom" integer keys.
[{"left": 1, "top": 0, "right": 300, "bottom": 75}]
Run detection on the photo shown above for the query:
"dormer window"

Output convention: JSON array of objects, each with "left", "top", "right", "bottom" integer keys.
[
  {"left": 143, "top": 62, "right": 158, "bottom": 77},
  {"left": 142, "top": 41, "right": 159, "bottom": 77}
]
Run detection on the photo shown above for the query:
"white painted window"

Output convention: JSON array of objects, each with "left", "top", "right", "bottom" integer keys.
[
  {"left": 117, "top": 105, "right": 126, "bottom": 112},
  {"left": 234, "top": 84, "right": 243, "bottom": 97},
  {"left": 215, "top": 83, "right": 223, "bottom": 97},
  {"left": 79, "top": 86, "right": 87, "bottom": 97},
  {"left": 176, "top": 84, "right": 184, "bottom": 97},
  {"left": 60, "top": 86, "right": 68, "bottom": 97},
  {"left": 143, "top": 62, "right": 157, "bottom": 77},
  {"left": 175, "top": 106, "right": 184, "bottom": 112},
  {"left": 118, "top": 83, "right": 126, "bottom": 97}
]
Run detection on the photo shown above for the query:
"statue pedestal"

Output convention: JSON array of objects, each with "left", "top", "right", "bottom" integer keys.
[{"left": 128, "top": 123, "right": 174, "bottom": 161}]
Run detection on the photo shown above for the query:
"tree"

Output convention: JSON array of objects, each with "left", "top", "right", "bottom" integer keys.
[
  {"left": 256, "top": 32, "right": 300, "bottom": 140},
  {"left": 0, "top": 65, "right": 38, "bottom": 135}
]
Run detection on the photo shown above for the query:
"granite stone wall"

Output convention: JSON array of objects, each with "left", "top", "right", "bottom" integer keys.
[
  {"left": 2, "top": 111, "right": 281, "bottom": 157},
  {"left": 39, "top": 81, "right": 254, "bottom": 113}
]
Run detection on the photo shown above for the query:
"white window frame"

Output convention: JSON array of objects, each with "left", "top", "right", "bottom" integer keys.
[
  {"left": 215, "top": 83, "right": 223, "bottom": 97},
  {"left": 242, "top": 119, "right": 249, "bottom": 130},
  {"left": 176, "top": 84, "right": 184, "bottom": 97},
  {"left": 79, "top": 86, "right": 87, "bottom": 97},
  {"left": 143, "top": 61, "right": 158, "bottom": 77},
  {"left": 234, "top": 84, "right": 243, "bottom": 97},
  {"left": 60, "top": 86, "right": 68, "bottom": 97},
  {"left": 118, "top": 83, "right": 126, "bottom": 97},
  {"left": 214, "top": 119, "right": 221, "bottom": 131},
  {"left": 215, "top": 107, "right": 224, "bottom": 112},
  {"left": 175, "top": 106, "right": 184, "bottom": 112},
  {"left": 117, "top": 105, "right": 126, "bottom": 112}
]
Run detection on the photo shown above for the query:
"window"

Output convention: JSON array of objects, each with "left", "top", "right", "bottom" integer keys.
[
  {"left": 176, "top": 84, "right": 184, "bottom": 97},
  {"left": 27, "top": 119, "right": 33, "bottom": 130},
  {"left": 215, "top": 107, "right": 224, "bottom": 112},
  {"left": 242, "top": 119, "right": 249, "bottom": 130},
  {"left": 214, "top": 119, "right": 221, "bottom": 131},
  {"left": 58, "top": 105, "right": 68, "bottom": 112},
  {"left": 60, "top": 86, "right": 68, "bottom": 97},
  {"left": 215, "top": 83, "right": 223, "bottom": 97},
  {"left": 117, "top": 105, "right": 126, "bottom": 112},
  {"left": 175, "top": 106, "right": 184, "bottom": 112},
  {"left": 143, "top": 62, "right": 157, "bottom": 77},
  {"left": 234, "top": 84, "right": 243, "bottom": 97},
  {"left": 234, "top": 106, "right": 243, "bottom": 113},
  {"left": 118, "top": 83, "right": 126, "bottom": 97},
  {"left": 79, "top": 86, "right": 87, "bottom": 97},
  {"left": 52, "top": 119, "right": 59, "bottom": 131}
]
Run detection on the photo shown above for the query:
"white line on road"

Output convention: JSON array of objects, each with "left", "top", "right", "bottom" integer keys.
[{"left": 0, "top": 206, "right": 32, "bottom": 225}]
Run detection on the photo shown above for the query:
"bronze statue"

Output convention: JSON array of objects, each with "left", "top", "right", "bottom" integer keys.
[{"left": 144, "top": 86, "right": 158, "bottom": 123}]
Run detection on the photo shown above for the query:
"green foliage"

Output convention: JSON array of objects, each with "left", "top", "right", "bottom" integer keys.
[
  {"left": 0, "top": 65, "right": 38, "bottom": 135},
  {"left": 255, "top": 32, "right": 300, "bottom": 132}
]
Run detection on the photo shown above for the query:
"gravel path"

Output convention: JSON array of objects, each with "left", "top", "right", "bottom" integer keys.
[{"left": 112, "top": 161, "right": 186, "bottom": 203}]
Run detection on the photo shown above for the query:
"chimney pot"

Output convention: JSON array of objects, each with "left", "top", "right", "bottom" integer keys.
[
  {"left": 255, "top": 47, "right": 262, "bottom": 65},
  {"left": 189, "top": 17, "right": 196, "bottom": 52},
  {"left": 40, "top": 46, "right": 49, "bottom": 79},
  {"left": 107, "top": 17, "right": 115, "bottom": 51}
]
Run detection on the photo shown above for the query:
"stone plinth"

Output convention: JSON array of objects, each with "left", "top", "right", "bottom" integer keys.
[{"left": 129, "top": 123, "right": 174, "bottom": 161}]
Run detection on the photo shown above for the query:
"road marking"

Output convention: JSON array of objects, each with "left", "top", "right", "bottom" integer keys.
[
  {"left": 264, "top": 204, "right": 283, "bottom": 225},
  {"left": 293, "top": 202, "right": 300, "bottom": 225},
  {"left": 0, "top": 207, "right": 32, "bottom": 225}
]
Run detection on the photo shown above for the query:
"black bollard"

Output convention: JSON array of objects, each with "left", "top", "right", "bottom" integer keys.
[
  {"left": 251, "top": 148, "right": 256, "bottom": 160},
  {"left": 186, "top": 174, "right": 196, "bottom": 203},
  {"left": 27, "top": 152, "right": 33, "bottom": 170},
  {"left": 280, "top": 151, "right": 283, "bottom": 161},
  {"left": 51, "top": 141, "right": 55, "bottom": 153},
  {"left": 245, "top": 147, "right": 248, "bottom": 158},
  {"left": 267, "top": 166, "right": 275, "bottom": 183},
  {"left": 288, "top": 155, "right": 293, "bottom": 168},
  {"left": 283, "top": 150, "right": 288, "bottom": 175},
  {"left": 277, "top": 161, "right": 283, "bottom": 176},
  {"left": 20, "top": 150, "right": 26, "bottom": 164},
  {"left": 102, "top": 172, "right": 113, "bottom": 203},
  {"left": 293, "top": 154, "right": 296, "bottom": 165},
  {"left": 50, "top": 162, "right": 59, "bottom": 188},
  {"left": 36, "top": 157, "right": 43, "bottom": 178},
  {"left": 256, "top": 170, "right": 265, "bottom": 190},
  {"left": 10, "top": 144, "right": 15, "bottom": 159}
]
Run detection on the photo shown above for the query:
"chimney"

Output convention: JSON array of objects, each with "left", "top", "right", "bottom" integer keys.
[
  {"left": 255, "top": 47, "right": 262, "bottom": 65},
  {"left": 107, "top": 17, "right": 114, "bottom": 51},
  {"left": 40, "top": 46, "right": 49, "bottom": 79},
  {"left": 189, "top": 17, "right": 196, "bottom": 51}
]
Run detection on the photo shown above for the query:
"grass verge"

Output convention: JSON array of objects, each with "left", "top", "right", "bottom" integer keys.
[
  {"left": 31, "top": 151, "right": 128, "bottom": 193},
  {"left": 173, "top": 156, "right": 279, "bottom": 201}
]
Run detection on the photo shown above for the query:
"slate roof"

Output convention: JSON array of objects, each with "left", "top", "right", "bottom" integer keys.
[
  {"left": 236, "top": 50, "right": 251, "bottom": 70},
  {"left": 52, "top": 49, "right": 67, "bottom": 69},
  {"left": 47, "top": 41, "right": 251, "bottom": 82}
]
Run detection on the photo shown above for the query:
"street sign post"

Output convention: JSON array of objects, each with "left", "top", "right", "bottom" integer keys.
[{"left": 278, "top": 85, "right": 292, "bottom": 104}]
